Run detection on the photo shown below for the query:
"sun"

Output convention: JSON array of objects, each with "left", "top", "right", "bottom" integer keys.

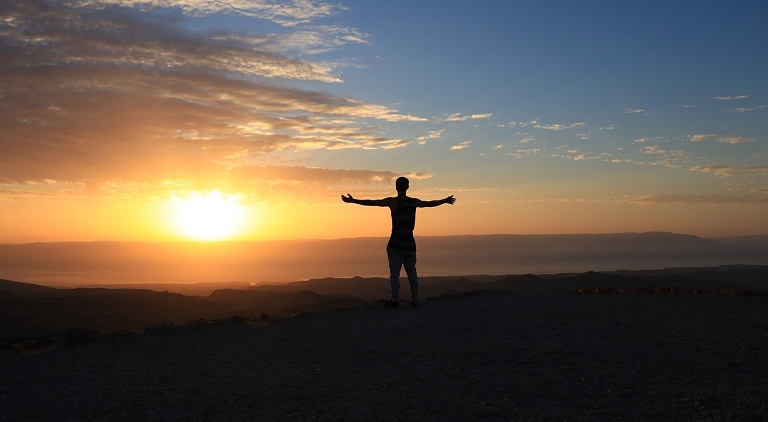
[{"left": 171, "top": 191, "right": 247, "bottom": 241}]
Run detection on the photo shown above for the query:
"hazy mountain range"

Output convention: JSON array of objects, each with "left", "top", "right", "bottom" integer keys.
[{"left": 1, "top": 232, "right": 767, "bottom": 287}]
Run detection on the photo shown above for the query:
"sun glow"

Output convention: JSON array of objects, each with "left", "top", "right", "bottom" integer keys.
[{"left": 171, "top": 191, "right": 247, "bottom": 240}]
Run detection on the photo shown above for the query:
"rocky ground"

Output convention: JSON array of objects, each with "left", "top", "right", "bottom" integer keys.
[{"left": 1, "top": 292, "right": 767, "bottom": 421}]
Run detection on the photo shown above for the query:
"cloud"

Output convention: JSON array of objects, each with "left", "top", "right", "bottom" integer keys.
[
  {"left": 624, "top": 108, "right": 646, "bottom": 114},
  {"left": 531, "top": 121, "right": 586, "bottom": 131},
  {"left": 714, "top": 95, "right": 749, "bottom": 101},
  {"left": 569, "top": 152, "right": 609, "bottom": 161},
  {"left": 236, "top": 166, "right": 430, "bottom": 187},
  {"left": 74, "top": 0, "right": 344, "bottom": 26},
  {"left": 733, "top": 106, "right": 766, "bottom": 113},
  {"left": 450, "top": 141, "right": 472, "bottom": 150},
  {"left": 688, "top": 134, "right": 755, "bottom": 144},
  {"left": 642, "top": 146, "right": 666, "bottom": 154},
  {"left": 214, "top": 25, "right": 371, "bottom": 56},
  {"left": 633, "top": 137, "right": 661, "bottom": 143},
  {"left": 0, "top": 0, "right": 426, "bottom": 197},
  {"left": 0, "top": 165, "right": 433, "bottom": 202},
  {"left": 631, "top": 194, "right": 768, "bottom": 205},
  {"left": 690, "top": 165, "right": 768, "bottom": 178},
  {"left": 506, "top": 121, "right": 529, "bottom": 128},
  {"left": 509, "top": 148, "right": 543, "bottom": 158},
  {"left": 717, "top": 136, "right": 755, "bottom": 145},
  {"left": 438, "top": 113, "right": 492, "bottom": 123},
  {"left": 380, "top": 139, "right": 412, "bottom": 149},
  {"left": 688, "top": 134, "right": 717, "bottom": 142},
  {"left": 648, "top": 159, "right": 684, "bottom": 169},
  {"left": 1, "top": 1, "right": 344, "bottom": 82},
  {"left": 416, "top": 129, "right": 444, "bottom": 144},
  {"left": 634, "top": 146, "right": 689, "bottom": 168}
]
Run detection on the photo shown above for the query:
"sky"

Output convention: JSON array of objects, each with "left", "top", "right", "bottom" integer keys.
[{"left": 1, "top": 0, "right": 767, "bottom": 243}]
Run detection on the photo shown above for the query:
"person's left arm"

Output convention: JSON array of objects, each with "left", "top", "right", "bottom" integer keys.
[{"left": 413, "top": 195, "right": 456, "bottom": 207}]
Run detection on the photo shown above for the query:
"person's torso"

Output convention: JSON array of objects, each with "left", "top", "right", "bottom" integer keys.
[{"left": 388, "top": 197, "right": 417, "bottom": 251}]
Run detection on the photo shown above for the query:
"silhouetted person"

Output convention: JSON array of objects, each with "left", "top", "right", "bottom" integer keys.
[{"left": 341, "top": 177, "right": 455, "bottom": 307}]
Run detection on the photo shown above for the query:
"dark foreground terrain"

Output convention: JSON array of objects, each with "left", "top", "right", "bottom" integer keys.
[
  {"left": 3, "top": 264, "right": 767, "bottom": 344},
  {"left": 2, "top": 292, "right": 766, "bottom": 421}
]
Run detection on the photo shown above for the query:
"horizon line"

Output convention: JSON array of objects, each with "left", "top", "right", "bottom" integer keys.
[{"left": 4, "top": 231, "right": 768, "bottom": 246}]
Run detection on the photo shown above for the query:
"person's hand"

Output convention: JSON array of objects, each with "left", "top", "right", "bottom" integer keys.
[
  {"left": 445, "top": 195, "right": 456, "bottom": 205},
  {"left": 341, "top": 194, "right": 354, "bottom": 203}
]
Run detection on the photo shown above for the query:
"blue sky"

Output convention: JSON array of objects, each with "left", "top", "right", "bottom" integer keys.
[{"left": 1, "top": 0, "right": 767, "bottom": 241}]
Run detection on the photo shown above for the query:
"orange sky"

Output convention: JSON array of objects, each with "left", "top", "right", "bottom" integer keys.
[
  {"left": 2, "top": 186, "right": 767, "bottom": 243},
  {"left": 2, "top": 1, "right": 767, "bottom": 243}
]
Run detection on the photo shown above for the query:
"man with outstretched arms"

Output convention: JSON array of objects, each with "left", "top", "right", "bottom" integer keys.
[{"left": 341, "top": 177, "right": 455, "bottom": 307}]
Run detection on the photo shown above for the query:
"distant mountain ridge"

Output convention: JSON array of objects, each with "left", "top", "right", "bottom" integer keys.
[{"left": 2, "top": 232, "right": 767, "bottom": 286}]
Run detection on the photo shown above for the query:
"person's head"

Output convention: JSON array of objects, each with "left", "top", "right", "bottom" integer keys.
[{"left": 395, "top": 176, "right": 409, "bottom": 192}]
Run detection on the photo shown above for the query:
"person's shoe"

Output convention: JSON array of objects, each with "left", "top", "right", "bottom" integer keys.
[
  {"left": 409, "top": 301, "right": 418, "bottom": 308},
  {"left": 384, "top": 300, "right": 399, "bottom": 308}
]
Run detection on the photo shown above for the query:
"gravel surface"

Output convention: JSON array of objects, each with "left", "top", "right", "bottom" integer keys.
[{"left": 2, "top": 292, "right": 767, "bottom": 421}]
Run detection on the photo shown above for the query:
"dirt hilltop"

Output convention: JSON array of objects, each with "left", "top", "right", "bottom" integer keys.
[{"left": 1, "top": 292, "right": 766, "bottom": 421}]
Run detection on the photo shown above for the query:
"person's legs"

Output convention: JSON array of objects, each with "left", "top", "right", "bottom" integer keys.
[
  {"left": 387, "top": 246, "right": 403, "bottom": 302},
  {"left": 402, "top": 251, "right": 418, "bottom": 301}
]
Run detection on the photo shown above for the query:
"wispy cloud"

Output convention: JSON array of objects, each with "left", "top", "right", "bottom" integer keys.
[
  {"left": 450, "top": 141, "right": 472, "bottom": 150},
  {"left": 690, "top": 165, "right": 768, "bottom": 178},
  {"left": 76, "top": 0, "right": 345, "bottom": 26},
  {"left": 633, "top": 137, "right": 661, "bottom": 143},
  {"left": 733, "top": 105, "right": 766, "bottom": 113},
  {"left": 505, "top": 121, "right": 529, "bottom": 128},
  {"left": 0, "top": 0, "right": 425, "bottom": 197},
  {"left": 688, "top": 134, "right": 718, "bottom": 142},
  {"left": 718, "top": 136, "right": 755, "bottom": 145},
  {"left": 0, "top": 166, "right": 433, "bottom": 202},
  {"left": 214, "top": 25, "right": 371, "bottom": 56},
  {"left": 714, "top": 95, "right": 749, "bottom": 101},
  {"left": 633, "top": 145, "right": 689, "bottom": 168},
  {"left": 2, "top": 1, "right": 345, "bottom": 83},
  {"left": 237, "top": 166, "right": 429, "bottom": 186},
  {"left": 642, "top": 146, "right": 666, "bottom": 155},
  {"left": 688, "top": 134, "right": 754, "bottom": 144},
  {"left": 569, "top": 152, "right": 610, "bottom": 161},
  {"left": 509, "top": 148, "right": 544, "bottom": 159},
  {"left": 416, "top": 129, "right": 444, "bottom": 144},
  {"left": 438, "top": 113, "right": 492, "bottom": 123},
  {"left": 623, "top": 108, "right": 646, "bottom": 114},
  {"left": 530, "top": 120, "right": 586, "bottom": 131},
  {"left": 631, "top": 194, "right": 768, "bottom": 205}
]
